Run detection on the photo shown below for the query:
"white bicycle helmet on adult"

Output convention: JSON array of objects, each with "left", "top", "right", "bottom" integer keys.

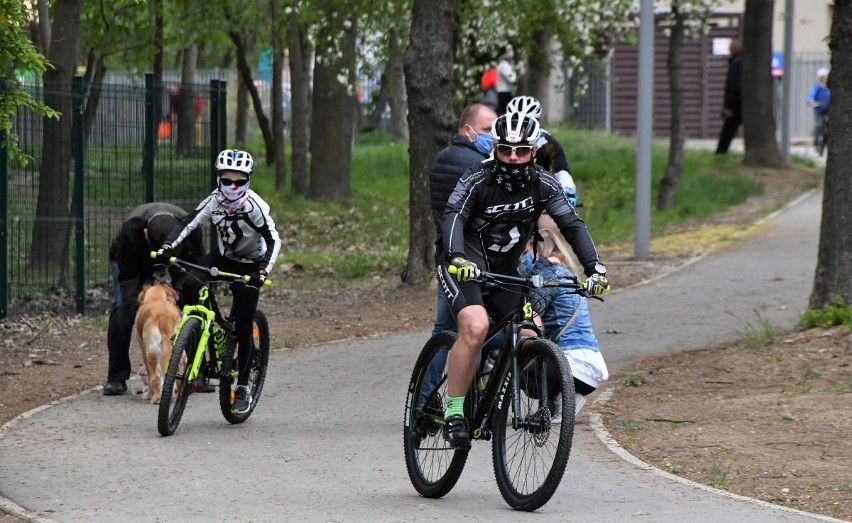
[
  {"left": 506, "top": 95, "right": 543, "bottom": 120},
  {"left": 490, "top": 112, "right": 541, "bottom": 192},
  {"left": 215, "top": 149, "right": 254, "bottom": 175},
  {"left": 491, "top": 111, "right": 541, "bottom": 145}
]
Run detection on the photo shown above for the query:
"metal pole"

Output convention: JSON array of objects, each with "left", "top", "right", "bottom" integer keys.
[
  {"left": 0, "top": 78, "right": 8, "bottom": 318},
  {"left": 635, "top": 0, "right": 654, "bottom": 261},
  {"left": 143, "top": 73, "right": 155, "bottom": 202},
  {"left": 73, "top": 75, "right": 86, "bottom": 314},
  {"left": 781, "top": 0, "right": 794, "bottom": 163}
]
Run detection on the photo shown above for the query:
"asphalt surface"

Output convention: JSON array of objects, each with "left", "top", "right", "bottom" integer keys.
[{"left": 1, "top": 176, "right": 839, "bottom": 522}]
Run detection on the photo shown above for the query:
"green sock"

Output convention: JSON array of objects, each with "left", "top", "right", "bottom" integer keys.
[{"left": 445, "top": 395, "right": 465, "bottom": 419}]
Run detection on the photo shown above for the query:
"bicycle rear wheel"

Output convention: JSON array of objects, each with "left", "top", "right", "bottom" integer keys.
[
  {"left": 403, "top": 331, "right": 470, "bottom": 498},
  {"left": 220, "top": 310, "right": 270, "bottom": 424},
  {"left": 158, "top": 317, "right": 201, "bottom": 436},
  {"left": 491, "top": 339, "right": 575, "bottom": 511}
]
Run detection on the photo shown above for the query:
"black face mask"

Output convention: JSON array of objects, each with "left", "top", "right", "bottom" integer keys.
[{"left": 493, "top": 157, "right": 532, "bottom": 192}]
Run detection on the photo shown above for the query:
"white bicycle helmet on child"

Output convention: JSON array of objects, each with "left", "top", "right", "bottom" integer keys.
[
  {"left": 215, "top": 149, "right": 254, "bottom": 175},
  {"left": 506, "top": 96, "right": 543, "bottom": 120}
]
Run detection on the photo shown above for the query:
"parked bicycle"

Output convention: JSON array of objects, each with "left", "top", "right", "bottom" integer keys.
[
  {"left": 151, "top": 252, "right": 271, "bottom": 436},
  {"left": 403, "top": 268, "right": 598, "bottom": 511}
]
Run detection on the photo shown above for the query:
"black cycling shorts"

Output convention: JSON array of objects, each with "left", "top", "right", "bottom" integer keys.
[{"left": 436, "top": 264, "right": 523, "bottom": 324}]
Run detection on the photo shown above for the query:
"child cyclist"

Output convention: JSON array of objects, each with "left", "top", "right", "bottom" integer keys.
[{"left": 160, "top": 149, "right": 281, "bottom": 414}]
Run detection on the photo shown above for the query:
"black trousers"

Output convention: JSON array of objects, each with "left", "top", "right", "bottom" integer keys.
[
  {"left": 182, "top": 252, "right": 260, "bottom": 386},
  {"left": 716, "top": 106, "right": 742, "bottom": 154}
]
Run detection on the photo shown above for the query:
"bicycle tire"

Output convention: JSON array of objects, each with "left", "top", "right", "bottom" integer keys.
[
  {"left": 491, "top": 338, "right": 575, "bottom": 511},
  {"left": 219, "top": 310, "right": 270, "bottom": 424},
  {"left": 157, "top": 317, "right": 202, "bottom": 436},
  {"left": 403, "top": 331, "right": 470, "bottom": 498}
]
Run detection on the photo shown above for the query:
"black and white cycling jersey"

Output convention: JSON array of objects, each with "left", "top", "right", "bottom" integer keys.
[
  {"left": 168, "top": 190, "right": 281, "bottom": 274},
  {"left": 441, "top": 161, "right": 600, "bottom": 276}
]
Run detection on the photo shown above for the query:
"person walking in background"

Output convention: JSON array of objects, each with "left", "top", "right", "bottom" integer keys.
[
  {"left": 807, "top": 67, "right": 830, "bottom": 156},
  {"left": 495, "top": 47, "right": 517, "bottom": 115},
  {"left": 715, "top": 39, "right": 742, "bottom": 154},
  {"left": 104, "top": 202, "right": 204, "bottom": 396}
]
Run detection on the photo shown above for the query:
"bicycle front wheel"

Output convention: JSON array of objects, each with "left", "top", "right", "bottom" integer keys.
[
  {"left": 158, "top": 317, "right": 202, "bottom": 436},
  {"left": 220, "top": 310, "right": 270, "bottom": 424},
  {"left": 491, "top": 339, "right": 575, "bottom": 511},
  {"left": 403, "top": 331, "right": 469, "bottom": 498}
]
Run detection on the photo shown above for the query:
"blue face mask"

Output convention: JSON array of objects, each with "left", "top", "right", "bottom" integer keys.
[{"left": 471, "top": 132, "right": 493, "bottom": 155}]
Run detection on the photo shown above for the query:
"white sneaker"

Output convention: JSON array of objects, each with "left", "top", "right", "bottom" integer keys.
[
  {"left": 574, "top": 393, "right": 586, "bottom": 415},
  {"left": 550, "top": 395, "right": 563, "bottom": 425}
]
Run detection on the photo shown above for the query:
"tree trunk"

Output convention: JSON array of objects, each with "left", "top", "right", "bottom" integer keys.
[
  {"left": 177, "top": 44, "right": 198, "bottom": 156},
  {"left": 271, "top": 0, "right": 287, "bottom": 190},
  {"left": 31, "top": 0, "right": 83, "bottom": 284},
  {"left": 741, "top": 0, "right": 783, "bottom": 167},
  {"left": 235, "top": 75, "right": 249, "bottom": 146},
  {"left": 657, "top": 4, "right": 686, "bottom": 210},
  {"left": 230, "top": 30, "right": 274, "bottom": 164},
  {"left": 525, "top": 28, "right": 550, "bottom": 119},
  {"left": 809, "top": 1, "right": 852, "bottom": 309},
  {"left": 83, "top": 52, "right": 107, "bottom": 142},
  {"left": 287, "top": 13, "right": 312, "bottom": 196},
  {"left": 402, "top": 0, "right": 459, "bottom": 285},
  {"left": 387, "top": 29, "right": 408, "bottom": 142},
  {"left": 37, "top": 0, "right": 51, "bottom": 53},
  {"left": 364, "top": 71, "right": 389, "bottom": 132},
  {"left": 233, "top": 34, "right": 255, "bottom": 147},
  {"left": 307, "top": 9, "right": 355, "bottom": 201}
]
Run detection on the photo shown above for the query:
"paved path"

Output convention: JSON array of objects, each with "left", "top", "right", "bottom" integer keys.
[{"left": 1, "top": 189, "right": 838, "bottom": 522}]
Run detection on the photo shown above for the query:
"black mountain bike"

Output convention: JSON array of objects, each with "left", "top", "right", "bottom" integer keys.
[
  {"left": 152, "top": 253, "right": 271, "bottom": 436},
  {"left": 404, "top": 269, "right": 593, "bottom": 511}
]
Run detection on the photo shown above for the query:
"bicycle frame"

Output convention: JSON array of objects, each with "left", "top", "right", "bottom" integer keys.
[
  {"left": 464, "top": 293, "right": 545, "bottom": 441},
  {"left": 175, "top": 298, "right": 219, "bottom": 383}
]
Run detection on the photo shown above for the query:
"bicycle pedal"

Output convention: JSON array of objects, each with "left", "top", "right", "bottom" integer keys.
[{"left": 472, "top": 427, "right": 491, "bottom": 441}]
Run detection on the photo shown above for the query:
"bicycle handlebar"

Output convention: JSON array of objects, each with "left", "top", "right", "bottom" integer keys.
[
  {"left": 150, "top": 251, "right": 272, "bottom": 287},
  {"left": 448, "top": 265, "right": 583, "bottom": 292}
]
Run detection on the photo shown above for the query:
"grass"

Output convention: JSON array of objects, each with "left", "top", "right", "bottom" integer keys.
[
  {"left": 800, "top": 298, "right": 852, "bottom": 329},
  {"left": 621, "top": 374, "right": 648, "bottom": 387},
  {"left": 705, "top": 462, "right": 731, "bottom": 488},
  {"left": 245, "top": 125, "right": 769, "bottom": 287},
  {"left": 734, "top": 308, "right": 776, "bottom": 348}
]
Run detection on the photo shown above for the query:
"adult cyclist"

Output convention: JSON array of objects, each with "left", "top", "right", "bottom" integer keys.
[
  {"left": 506, "top": 95, "right": 576, "bottom": 204},
  {"left": 437, "top": 111, "right": 609, "bottom": 447}
]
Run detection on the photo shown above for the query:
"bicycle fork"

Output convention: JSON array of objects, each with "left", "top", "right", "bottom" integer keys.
[{"left": 175, "top": 305, "right": 217, "bottom": 382}]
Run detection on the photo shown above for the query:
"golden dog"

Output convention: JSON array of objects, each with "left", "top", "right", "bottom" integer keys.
[{"left": 134, "top": 283, "right": 181, "bottom": 404}]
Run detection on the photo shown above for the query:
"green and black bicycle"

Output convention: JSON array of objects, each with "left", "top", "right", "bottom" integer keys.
[{"left": 151, "top": 252, "right": 271, "bottom": 437}]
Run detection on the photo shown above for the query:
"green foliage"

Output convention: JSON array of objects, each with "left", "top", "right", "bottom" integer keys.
[
  {"left": 454, "top": 0, "right": 635, "bottom": 104},
  {"left": 733, "top": 308, "right": 775, "bottom": 348},
  {"left": 800, "top": 298, "right": 852, "bottom": 329},
  {"left": 0, "top": 1, "right": 59, "bottom": 165},
  {"left": 705, "top": 462, "right": 730, "bottom": 488},
  {"left": 248, "top": 133, "right": 409, "bottom": 286},
  {"left": 621, "top": 374, "right": 648, "bottom": 387}
]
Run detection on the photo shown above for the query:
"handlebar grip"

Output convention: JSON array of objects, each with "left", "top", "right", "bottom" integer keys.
[
  {"left": 149, "top": 251, "right": 177, "bottom": 264},
  {"left": 243, "top": 275, "right": 273, "bottom": 287}
]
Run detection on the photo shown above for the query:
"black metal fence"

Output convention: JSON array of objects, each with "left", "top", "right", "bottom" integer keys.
[{"left": 0, "top": 74, "right": 228, "bottom": 319}]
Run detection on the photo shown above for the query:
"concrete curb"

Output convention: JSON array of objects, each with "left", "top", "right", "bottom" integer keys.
[{"left": 589, "top": 388, "right": 847, "bottom": 523}]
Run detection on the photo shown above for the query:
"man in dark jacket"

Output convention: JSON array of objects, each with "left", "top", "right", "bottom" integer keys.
[
  {"left": 419, "top": 104, "right": 497, "bottom": 406},
  {"left": 103, "top": 202, "right": 204, "bottom": 395},
  {"left": 716, "top": 40, "right": 743, "bottom": 154},
  {"left": 429, "top": 103, "right": 497, "bottom": 334}
]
